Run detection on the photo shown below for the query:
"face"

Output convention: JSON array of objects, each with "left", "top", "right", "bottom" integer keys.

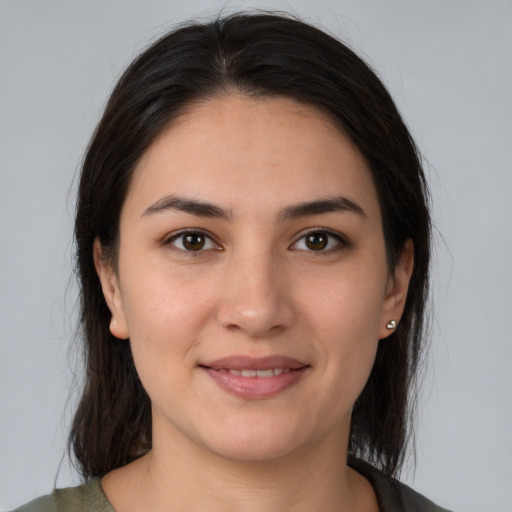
[{"left": 96, "top": 95, "right": 412, "bottom": 463}]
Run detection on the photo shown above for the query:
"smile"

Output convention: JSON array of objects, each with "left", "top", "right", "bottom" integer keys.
[
  {"left": 220, "top": 368, "right": 290, "bottom": 377},
  {"left": 200, "top": 355, "right": 310, "bottom": 399}
]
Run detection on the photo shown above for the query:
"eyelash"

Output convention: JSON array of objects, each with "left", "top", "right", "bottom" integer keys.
[
  {"left": 163, "top": 229, "right": 221, "bottom": 255},
  {"left": 163, "top": 228, "right": 348, "bottom": 255},
  {"left": 290, "top": 229, "right": 348, "bottom": 254}
]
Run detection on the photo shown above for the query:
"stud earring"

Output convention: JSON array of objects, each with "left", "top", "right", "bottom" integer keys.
[{"left": 386, "top": 320, "right": 397, "bottom": 330}]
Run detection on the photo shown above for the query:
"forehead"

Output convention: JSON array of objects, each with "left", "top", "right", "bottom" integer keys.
[{"left": 125, "top": 94, "right": 380, "bottom": 220}]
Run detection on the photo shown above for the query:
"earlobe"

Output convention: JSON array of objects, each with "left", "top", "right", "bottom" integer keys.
[
  {"left": 379, "top": 239, "right": 414, "bottom": 340},
  {"left": 93, "top": 239, "right": 129, "bottom": 340}
]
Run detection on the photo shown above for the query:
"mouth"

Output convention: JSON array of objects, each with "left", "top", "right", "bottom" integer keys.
[
  {"left": 199, "top": 355, "right": 310, "bottom": 399},
  {"left": 217, "top": 368, "right": 292, "bottom": 377}
]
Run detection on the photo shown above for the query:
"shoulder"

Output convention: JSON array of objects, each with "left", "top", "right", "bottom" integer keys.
[
  {"left": 12, "top": 479, "right": 114, "bottom": 512},
  {"left": 350, "top": 459, "right": 454, "bottom": 512}
]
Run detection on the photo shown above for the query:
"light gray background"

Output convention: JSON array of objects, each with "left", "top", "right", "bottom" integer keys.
[{"left": 1, "top": 1, "right": 511, "bottom": 511}]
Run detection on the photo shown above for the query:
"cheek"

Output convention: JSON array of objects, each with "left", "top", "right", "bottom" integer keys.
[
  {"left": 300, "top": 262, "right": 386, "bottom": 397},
  {"left": 118, "top": 268, "right": 216, "bottom": 382},
  {"left": 303, "top": 264, "right": 387, "bottom": 339},
  {"left": 121, "top": 252, "right": 215, "bottom": 332},
  {"left": 315, "top": 309, "right": 380, "bottom": 424}
]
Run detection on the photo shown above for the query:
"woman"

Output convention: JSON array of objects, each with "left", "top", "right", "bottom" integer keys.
[{"left": 15, "top": 12, "right": 450, "bottom": 512}]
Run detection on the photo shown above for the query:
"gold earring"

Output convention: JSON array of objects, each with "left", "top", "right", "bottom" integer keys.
[{"left": 386, "top": 320, "right": 397, "bottom": 330}]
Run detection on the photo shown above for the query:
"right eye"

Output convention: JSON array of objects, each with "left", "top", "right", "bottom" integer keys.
[{"left": 166, "top": 230, "right": 220, "bottom": 252}]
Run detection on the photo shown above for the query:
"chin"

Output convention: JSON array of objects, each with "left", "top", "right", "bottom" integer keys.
[
  {"left": 197, "top": 416, "right": 315, "bottom": 464},
  {"left": 208, "top": 437, "right": 300, "bottom": 464}
]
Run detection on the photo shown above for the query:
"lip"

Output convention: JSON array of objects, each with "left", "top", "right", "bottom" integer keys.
[
  {"left": 201, "top": 355, "right": 307, "bottom": 371},
  {"left": 199, "top": 355, "right": 310, "bottom": 400}
]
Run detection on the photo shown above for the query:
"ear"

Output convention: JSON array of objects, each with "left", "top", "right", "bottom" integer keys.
[
  {"left": 93, "top": 238, "right": 129, "bottom": 340},
  {"left": 378, "top": 239, "right": 414, "bottom": 340}
]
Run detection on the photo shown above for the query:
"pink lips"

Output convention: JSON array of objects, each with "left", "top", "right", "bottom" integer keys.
[{"left": 200, "top": 355, "right": 310, "bottom": 399}]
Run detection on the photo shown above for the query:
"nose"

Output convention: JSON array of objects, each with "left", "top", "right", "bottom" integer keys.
[{"left": 215, "top": 249, "right": 295, "bottom": 339}]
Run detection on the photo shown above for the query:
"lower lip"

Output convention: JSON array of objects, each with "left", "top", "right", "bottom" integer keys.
[{"left": 201, "top": 367, "right": 309, "bottom": 399}]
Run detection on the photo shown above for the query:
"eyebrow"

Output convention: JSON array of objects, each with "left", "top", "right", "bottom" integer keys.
[
  {"left": 142, "top": 195, "right": 231, "bottom": 219},
  {"left": 278, "top": 196, "right": 366, "bottom": 221},
  {"left": 142, "top": 194, "right": 365, "bottom": 221}
]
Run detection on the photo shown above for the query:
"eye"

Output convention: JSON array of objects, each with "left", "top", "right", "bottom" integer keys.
[
  {"left": 291, "top": 230, "right": 346, "bottom": 253},
  {"left": 166, "top": 230, "right": 220, "bottom": 252}
]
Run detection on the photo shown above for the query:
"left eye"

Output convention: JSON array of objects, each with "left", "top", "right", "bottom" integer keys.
[
  {"left": 292, "top": 230, "right": 344, "bottom": 252},
  {"left": 167, "top": 231, "right": 219, "bottom": 252}
]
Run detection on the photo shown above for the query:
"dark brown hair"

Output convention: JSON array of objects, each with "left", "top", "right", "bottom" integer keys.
[{"left": 71, "top": 12, "right": 431, "bottom": 479}]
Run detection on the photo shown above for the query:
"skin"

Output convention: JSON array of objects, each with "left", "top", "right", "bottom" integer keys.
[{"left": 95, "top": 95, "right": 413, "bottom": 512}]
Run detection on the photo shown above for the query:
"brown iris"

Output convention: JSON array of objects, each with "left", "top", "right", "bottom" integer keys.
[
  {"left": 305, "top": 232, "right": 328, "bottom": 251},
  {"left": 183, "top": 233, "right": 206, "bottom": 251}
]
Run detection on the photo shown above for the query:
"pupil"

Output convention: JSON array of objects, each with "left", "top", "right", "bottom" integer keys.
[
  {"left": 306, "top": 233, "right": 328, "bottom": 250},
  {"left": 184, "top": 233, "right": 205, "bottom": 251}
]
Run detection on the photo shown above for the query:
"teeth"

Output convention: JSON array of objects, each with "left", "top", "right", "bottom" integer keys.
[{"left": 227, "top": 368, "right": 287, "bottom": 377}]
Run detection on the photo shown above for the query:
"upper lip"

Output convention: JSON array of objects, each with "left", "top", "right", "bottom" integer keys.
[{"left": 200, "top": 355, "right": 309, "bottom": 371}]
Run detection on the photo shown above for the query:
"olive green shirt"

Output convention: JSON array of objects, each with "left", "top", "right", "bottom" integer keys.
[{"left": 13, "top": 463, "right": 452, "bottom": 512}]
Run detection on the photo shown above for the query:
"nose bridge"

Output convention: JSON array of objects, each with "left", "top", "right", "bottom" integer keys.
[{"left": 216, "top": 241, "right": 293, "bottom": 337}]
